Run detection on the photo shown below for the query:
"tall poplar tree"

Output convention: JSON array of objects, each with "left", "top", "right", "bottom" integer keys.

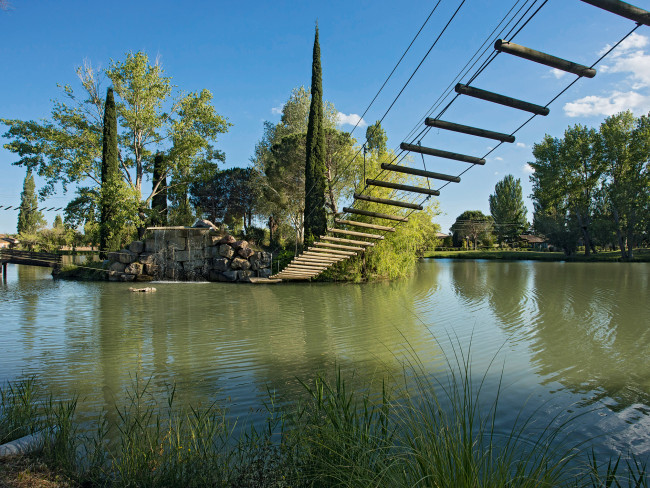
[
  {"left": 100, "top": 87, "right": 119, "bottom": 255},
  {"left": 304, "top": 25, "right": 327, "bottom": 242},
  {"left": 17, "top": 170, "right": 45, "bottom": 234},
  {"left": 489, "top": 174, "right": 528, "bottom": 246}
]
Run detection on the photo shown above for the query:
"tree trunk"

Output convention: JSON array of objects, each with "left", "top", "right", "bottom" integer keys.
[
  {"left": 612, "top": 207, "right": 627, "bottom": 259},
  {"left": 575, "top": 212, "right": 591, "bottom": 257}
]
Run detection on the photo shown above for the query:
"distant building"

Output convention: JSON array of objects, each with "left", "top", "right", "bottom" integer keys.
[
  {"left": 0, "top": 235, "right": 19, "bottom": 249},
  {"left": 520, "top": 234, "right": 547, "bottom": 250}
]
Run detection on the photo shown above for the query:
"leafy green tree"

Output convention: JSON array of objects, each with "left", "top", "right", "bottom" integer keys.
[
  {"left": 597, "top": 111, "right": 650, "bottom": 259},
  {"left": 365, "top": 120, "right": 387, "bottom": 155},
  {"left": 489, "top": 174, "right": 528, "bottom": 246},
  {"left": 151, "top": 152, "right": 168, "bottom": 226},
  {"left": 450, "top": 210, "right": 493, "bottom": 249},
  {"left": 2, "top": 51, "right": 230, "bottom": 234},
  {"left": 304, "top": 25, "right": 327, "bottom": 242},
  {"left": 53, "top": 214, "right": 63, "bottom": 228},
  {"left": 530, "top": 125, "right": 603, "bottom": 256},
  {"left": 17, "top": 170, "right": 45, "bottom": 235},
  {"left": 99, "top": 87, "right": 122, "bottom": 254}
]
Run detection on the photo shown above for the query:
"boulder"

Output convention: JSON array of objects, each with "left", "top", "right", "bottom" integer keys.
[
  {"left": 213, "top": 258, "right": 230, "bottom": 272},
  {"left": 217, "top": 235, "right": 236, "bottom": 245},
  {"left": 134, "top": 275, "right": 154, "bottom": 282},
  {"left": 128, "top": 241, "right": 144, "bottom": 254},
  {"left": 208, "top": 270, "right": 222, "bottom": 282},
  {"left": 144, "top": 263, "right": 160, "bottom": 276},
  {"left": 138, "top": 253, "right": 156, "bottom": 265},
  {"left": 258, "top": 268, "right": 272, "bottom": 278},
  {"left": 205, "top": 246, "right": 220, "bottom": 259},
  {"left": 221, "top": 270, "right": 238, "bottom": 282},
  {"left": 238, "top": 247, "right": 255, "bottom": 259},
  {"left": 239, "top": 270, "right": 253, "bottom": 281},
  {"left": 120, "top": 274, "right": 136, "bottom": 282},
  {"left": 117, "top": 249, "right": 138, "bottom": 264},
  {"left": 107, "top": 251, "right": 121, "bottom": 262},
  {"left": 108, "top": 271, "right": 121, "bottom": 281},
  {"left": 230, "top": 257, "right": 250, "bottom": 270},
  {"left": 219, "top": 244, "right": 234, "bottom": 259},
  {"left": 125, "top": 262, "right": 143, "bottom": 275},
  {"left": 233, "top": 240, "right": 248, "bottom": 250},
  {"left": 109, "top": 262, "right": 126, "bottom": 273},
  {"left": 192, "top": 219, "right": 218, "bottom": 230}
]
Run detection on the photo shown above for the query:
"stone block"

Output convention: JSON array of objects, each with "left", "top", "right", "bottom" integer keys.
[
  {"left": 125, "top": 262, "right": 143, "bottom": 275},
  {"left": 219, "top": 244, "right": 234, "bottom": 258},
  {"left": 120, "top": 274, "right": 136, "bottom": 282},
  {"left": 138, "top": 253, "right": 156, "bottom": 265},
  {"left": 258, "top": 268, "right": 272, "bottom": 278},
  {"left": 174, "top": 250, "right": 190, "bottom": 262},
  {"left": 233, "top": 240, "right": 248, "bottom": 250},
  {"left": 117, "top": 249, "right": 137, "bottom": 264},
  {"left": 208, "top": 270, "right": 222, "bottom": 282},
  {"left": 107, "top": 251, "right": 121, "bottom": 262},
  {"left": 144, "top": 238, "right": 161, "bottom": 253},
  {"left": 217, "top": 234, "right": 236, "bottom": 245},
  {"left": 238, "top": 270, "right": 253, "bottom": 281},
  {"left": 221, "top": 270, "right": 238, "bottom": 282},
  {"left": 205, "top": 246, "right": 220, "bottom": 259},
  {"left": 213, "top": 258, "right": 230, "bottom": 272},
  {"left": 108, "top": 271, "right": 121, "bottom": 281},
  {"left": 231, "top": 257, "right": 250, "bottom": 270},
  {"left": 135, "top": 274, "right": 154, "bottom": 282},
  {"left": 144, "top": 263, "right": 160, "bottom": 276},
  {"left": 109, "top": 261, "right": 126, "bottom": 273},
  {"left": 129, "top": 241, "right": 144, "bottom": 254},
  {"left": 166, "top": 237, "right": 186, "bottom": 251},
  {"left": 238, "top": 247, "right": 255, "bottom": 259}
]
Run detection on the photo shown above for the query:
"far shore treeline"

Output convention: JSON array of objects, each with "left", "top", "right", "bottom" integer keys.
[{"left": 2, "top": 44, "right": 649, "bottom": 274}]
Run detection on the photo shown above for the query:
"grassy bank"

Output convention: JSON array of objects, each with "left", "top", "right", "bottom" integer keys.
[
  {"left": 1, "top": 368, "right": 647, "bottom": 487},
  {"left": 424, "top": 248, "right": 650, "bottom": 262}
]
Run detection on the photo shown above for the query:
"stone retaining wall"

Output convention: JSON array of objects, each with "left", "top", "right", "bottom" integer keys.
[{"left": 106, "top": 227, "right": 272, "bottom": 282}]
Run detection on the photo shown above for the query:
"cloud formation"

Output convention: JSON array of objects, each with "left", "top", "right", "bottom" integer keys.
[
  {"left": 564, "top": 33, "right": 650, "bottom": 117},
  {"left": 516, "top": 142, "right": 527, "bottom": 148},
  {"left": 337, "top": 112, "right": 367, "bottom": 127},
  {"left": 271, "top": 106, "right": 283, "bottom": 115},
  {"left": 523, "top": 163, "right": 535, "bottom": 174}
]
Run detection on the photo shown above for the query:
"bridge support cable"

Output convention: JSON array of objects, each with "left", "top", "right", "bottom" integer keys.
[
  {"left": 423, "top": 119, "right": 515, "bottom": 144},
  {"left": 454, "top": 83, "right": 550, "bottom": 115},
  {"left": 353, "top": 193, "right": 423, "bottom": 210},
  {"left": 342, "top": 207, "right": 409, "bottom": 223},
  {"left": 334, "top": 219, "right": 396, "bottom": 232},
  {"left": 494, "top": 39, "right": 596, "bottom": 77},
  {"left": 580, "top": 0, "right": 650, "bottom": 25}
]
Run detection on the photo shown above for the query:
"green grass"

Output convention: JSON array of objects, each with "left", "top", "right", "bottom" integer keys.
[
  {"left": 1, "top": 362, "right": 648, "bottom": 487},
  {"left": 424, "top": 248, "right": 650, "bottom": 262}
]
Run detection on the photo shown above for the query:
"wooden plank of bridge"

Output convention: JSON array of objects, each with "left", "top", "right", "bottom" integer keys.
[
  {"left": 580, "top": 0, "right": 650, "bottom": 25},
  {"left": 365, "top": 180, "right": 439, "bottom": 196},
  {"left": 343, "top": 207, "right": 409, "bottom": 223},
  {"left": 334, "top": 219, "right": 396, "bottom": 232},
  {"left": 455, "top": 83, "right": 550, "bottom": 116},
  {"left": 423, "top": 120, "right": 514, "bottom": 144},
  {"left": 494, "top": 40, "right": 596, "bottom": 78},
  {"left": 353, "top": 193, "right": 423, "bottom": 210},
  {"left": 400, "top": 142, "right": 486, "bottom": 165},
  {"left": 307, "top": 249, "right": 357, "bottom": 258},
  {"left": 312, "top": 241, "right": 365, "bottom": 251},
  {"left": 328, "top": 228, "right": 384, "bottom": 240},
  {"left": 300, "top": 252, "right": 347, "bottom": 260},
  {"left": 296, "top": 256, "right": 344, "bottom": 264},
  {"left": 320, "top": 236, "right": 375, "bottom": 247}
]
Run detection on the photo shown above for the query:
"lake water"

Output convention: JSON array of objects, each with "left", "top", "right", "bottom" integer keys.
[{"left": 1, "top": 259, "right": 649, "bottom": 459}]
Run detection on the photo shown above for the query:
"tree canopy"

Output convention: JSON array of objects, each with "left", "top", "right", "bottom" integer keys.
[
  {"left": 17, "top": 170, "right": 45, "bottom": 235},
  {"left": 489, "top": 174, "right": 527, "bottom": 246},
  {"left": 450, "top": 210, "right": 493, "bottom": 249}
]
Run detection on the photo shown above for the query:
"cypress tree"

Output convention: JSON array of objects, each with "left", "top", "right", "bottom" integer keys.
[
  {"left": 152, "top": 152, "right": 168, "bottom": 226},
  {"left": 304, "top": 25, "right": 327, "bottom": 242},
  {"left": 17, "top": 170, "right": 45, "bottom": 234},
  {"left": 100, "top": 87, "right": 119, "bottom": 255}
]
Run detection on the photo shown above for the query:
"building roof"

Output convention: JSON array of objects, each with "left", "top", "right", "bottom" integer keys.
[{"left": 520, "top": 234, "right": 546, "bottom": 244}]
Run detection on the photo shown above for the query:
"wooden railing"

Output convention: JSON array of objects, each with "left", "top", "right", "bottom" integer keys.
[{"left": 0, "top": 249, "right": 63, "bottom": 268}]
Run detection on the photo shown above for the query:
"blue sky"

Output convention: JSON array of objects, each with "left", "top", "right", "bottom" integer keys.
[{"left": 1, "top": 0, "right": 649, "bottom": 234}]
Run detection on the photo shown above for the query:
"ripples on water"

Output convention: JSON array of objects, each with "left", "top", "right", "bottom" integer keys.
[{"left": 1, "top": 259, "right": 649, "bottom": 458}]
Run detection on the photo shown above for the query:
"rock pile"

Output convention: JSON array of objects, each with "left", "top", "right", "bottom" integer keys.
[{"left": 106, "top": 227, "right": 272, "bottom": 283}]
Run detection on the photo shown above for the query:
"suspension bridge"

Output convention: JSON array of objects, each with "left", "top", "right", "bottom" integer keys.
[{"left": 270, "top": 0, "right": 649, "bottom": 280}]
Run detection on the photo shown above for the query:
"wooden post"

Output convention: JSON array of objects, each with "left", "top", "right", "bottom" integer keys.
[
  {"left": 423, "top": 119, "right": 514, "bottom": 144},
  {"left": 455, "top": 83, "right": 550, "bottom": 115},
  {"left": 580, "top": 0, "right": 650, "bottom": 25},
  {"left": 312, "top": 242, "right": 365, "bottom": 251},
  {"left": 353, "top": 193, "right": 423, "bottom": 210},
  {"left": 494, "top": 40, "right": 596, "bottom": 78},
  {"left": 366, "top": 179, "right": 440, "bottom": 196},
  {"left": 400, "top": 142, "right": 485, "bottom": 165},
  {"left": 320, "top": 236, "right": 375, "bottom": 246}
]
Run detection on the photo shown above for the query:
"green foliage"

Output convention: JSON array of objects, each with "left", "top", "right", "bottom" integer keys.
[
  {"left": 304, "top": 25, "right": 327, "bottom": 242},
  {"left": 489, "top": 174, "right": 527, "bottom": 245},
  {"left": 365, "top": 120, "right": 388, "bottom": 155},
  {"left": 450, "top": 210, "right": 493, "bottom": 249},
  {"left": 52, "top": 214, "right": 63, "bottom": 228},
  {"left": 100, "top": 87, "right": 120, "bottom": 253},
  {"left": 2, "top": 51, "right": 230, "bottom": 234},
  {"left": 16, "top": 170, "right": 45, "bottom": 235},
  {"left": 151, "top": 152, "right": 168, "bottom": 226}
]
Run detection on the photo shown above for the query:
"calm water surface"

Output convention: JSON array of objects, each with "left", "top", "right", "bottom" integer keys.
[{"left": 1, "top": 259, "right": 649, "bottom": 458}]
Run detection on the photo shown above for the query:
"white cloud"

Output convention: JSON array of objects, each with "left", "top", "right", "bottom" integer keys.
[
  {"left": 516, "top": 142, "right": 527, "bottom": 148},
  {"left": 271, "top": 106, "right": 283, "bottom": 115},
  {"left": 337, "top": 112, "right": 367, "bottom": 127},
  {"left": 563, "top": 91, "right": 650, "bottom": 117},
  {"left": 551, "top": 68, "right": 566, "bottom": 79},
  {"left": 599, "top": 32, "right": 649, "bottom": 57},
  {"left": 523, "top": 163, "right": 535, "bottom": 174},
  {"left": 494, "top": 156, "right": 503, "bottom": 161}
]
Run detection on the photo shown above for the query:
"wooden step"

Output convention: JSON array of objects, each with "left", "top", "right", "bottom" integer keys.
[
  {"left": 400, "top": 142, "right": 485, "bottom": 165},
  {"left": 343, "top": 207, "right": 409, "bottom": 223},
  {"left": 320, "top": 236, "right": 375, "bottom": 247},
  {"left": 580, "top": 0, "right": 650, "bottom": 25},
  {"left": 328, "top": 228, "right": 384, "bottom": 239},
  {"left": 308, "top": 247, "right": 358, "bottom": 256},
  {"left": 334, "top": 219, "right": 395, "bottom": 232},
  {"left": 366, "top": 179, "right": 440, "bottom": 196},
  {"left": 455, "top": 83, "right": 549, "bottom": 116},
  {"left": 354, "top": 193, "right": 423, "bottom": 210},
  {"left": 423, "top": 119, "right": 514, "bottom": 144}
]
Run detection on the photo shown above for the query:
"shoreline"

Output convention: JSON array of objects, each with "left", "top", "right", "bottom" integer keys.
[{"left": 423, "top": 248, "right": 650, "bottom": 263}]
